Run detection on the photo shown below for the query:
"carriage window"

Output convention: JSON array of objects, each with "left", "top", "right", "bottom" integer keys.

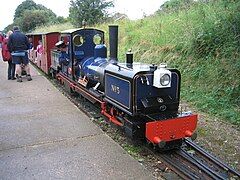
[
  {"left": 73, "top": 35, "right": 84, "bottom": 46},
  {"left": 93, "top": 34, "right": 102, "bottom": 45}
]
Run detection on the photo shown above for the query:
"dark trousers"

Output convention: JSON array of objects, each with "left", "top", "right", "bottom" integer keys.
[{"left": 8, "top": 60, "right": 16, "bottom": 79}]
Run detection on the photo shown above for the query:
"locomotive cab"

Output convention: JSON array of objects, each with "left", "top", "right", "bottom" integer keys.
[{"left": 55, "top": 28, "right": 106, "bottom": 81}]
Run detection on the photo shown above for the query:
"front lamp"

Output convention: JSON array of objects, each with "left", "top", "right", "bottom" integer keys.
[
  {"left": 160, "top": 74, "right": 171, "bottom": 86},
  {"left": 153, "top": 64, "right": 172, "bottom": 88}
]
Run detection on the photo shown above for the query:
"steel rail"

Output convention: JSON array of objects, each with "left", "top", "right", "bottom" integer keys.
[
  {"left": 177, "top": 149, "right": 225, "bottom": 180},
  {"left": 184, "top": 138, "right": 240, "bottom": 178},
  {"left": 159, "top": 152, "right": 201, "bottom": 179}
]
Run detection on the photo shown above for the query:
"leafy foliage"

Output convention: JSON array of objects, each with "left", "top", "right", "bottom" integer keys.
[
  {"left": 3, "top": 24, "right": 15, "bottom": 33},
  {"left": 14, "top": 0, "right": 56, "bottom": 20},
  {"left": 191, "top": 1, "right": 240, "bottom": 58},
  {"left": 56, "top": 16, "right": 68, "bottom": 24},
  {"left": 69, "top": 0, "right": 113, "bottom": 27},
  {"left": 14, "top": 0, "right": 39, "bottom": 20},
  {"left": 159, "top": 0, "right": 195, "bottom": 13},
  {"left": 18, "top": 10, "right": 49, "bottom": 32},
  {"left": 6, "top": 0, "right": 62, "bottom": 32}
]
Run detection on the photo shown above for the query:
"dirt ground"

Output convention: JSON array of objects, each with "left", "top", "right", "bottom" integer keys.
[
  {"left": 91, "top": 100, "right": 240, "bottom": 178},
  {"left": 95, "top": 111, "right": 240, "bottom": 178},
  {"left": 195, "top": 112, "right": 240, "bottom": 171},
  {"left": 180, "top": 102, "right": 240, "bottom": 172}
]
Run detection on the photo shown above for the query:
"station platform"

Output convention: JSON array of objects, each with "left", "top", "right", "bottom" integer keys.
[{"left": 0, "top": 57, "right": 153, "bottom": 179}]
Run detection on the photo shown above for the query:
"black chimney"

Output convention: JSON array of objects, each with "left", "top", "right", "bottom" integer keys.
[{"left": 109, "top": 25, "right": 118, "bottom": 61}]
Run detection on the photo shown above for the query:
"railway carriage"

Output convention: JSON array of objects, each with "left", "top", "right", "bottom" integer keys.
[{"left": 27, "top": 32, "right": 59, "bottom": 73}]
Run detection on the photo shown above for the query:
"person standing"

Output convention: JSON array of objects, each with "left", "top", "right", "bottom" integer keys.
[
  {"left": 0, "top": 31, "right": 4, "bottom": 44},
  {"left": 0, "top": 31, "right": 4, "bottom": 49},
  {"left": 7, "top": 26, "right": 32, "bottom": 82},
  {"left": 1, "top": 30, "right": 16, "bottom": 80}
]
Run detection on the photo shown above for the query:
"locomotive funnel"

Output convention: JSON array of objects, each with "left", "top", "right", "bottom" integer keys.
[{"left": 109, "top": 25, "right": 118, "bottom": 61}]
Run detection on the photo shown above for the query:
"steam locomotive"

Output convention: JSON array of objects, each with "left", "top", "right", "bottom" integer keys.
[{"left": 27, "top": 25, "right": 198, "bottom": 150}]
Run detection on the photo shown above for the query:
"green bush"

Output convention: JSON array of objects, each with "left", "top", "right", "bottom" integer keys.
[
  {"left": 192, "top": 1, "right": 240, "bottom": 58},
  {"left": 112, "top": 0, "right": 240, "bottom": 124}
]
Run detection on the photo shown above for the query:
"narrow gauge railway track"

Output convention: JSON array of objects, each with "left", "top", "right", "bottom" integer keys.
[
  {"left": 158, "top": 139, "right": 240, "bottom": 179},
  {"left": 52, "top": 79, "right": 240, "bottom": 180}
]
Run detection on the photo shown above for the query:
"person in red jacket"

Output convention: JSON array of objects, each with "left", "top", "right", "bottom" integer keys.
[
  {"left": 0, "top": 32, "right": 4, "bottom": 48},
  {"left": 1, "top": 30, "right": 16, "bottom": 80},
  {"left": 0, "top": 31, "right": 4, "bottom": 44}
]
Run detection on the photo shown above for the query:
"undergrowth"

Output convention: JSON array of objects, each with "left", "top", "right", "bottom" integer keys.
[{"left": 102, "top": 0, "right": 240, "bottom": 124}]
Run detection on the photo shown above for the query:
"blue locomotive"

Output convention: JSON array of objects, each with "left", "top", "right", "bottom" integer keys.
[{"left": 51, "top": 25, "right": 198, "bottom": 150}]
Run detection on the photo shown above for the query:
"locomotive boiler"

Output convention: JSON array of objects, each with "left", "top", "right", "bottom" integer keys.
[{"left": 52, "top": 25, "right": 198, "bottom": 150}]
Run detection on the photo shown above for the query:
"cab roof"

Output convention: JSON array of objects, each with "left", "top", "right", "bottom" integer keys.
[
  {"left": 26, "top": 32, "right": 59, "bottom": 36},
  {"left": 61, "top": 28, "right": 104, "bottom": 34}
]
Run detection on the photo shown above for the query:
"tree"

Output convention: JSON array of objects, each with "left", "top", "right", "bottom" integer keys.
[
  {"left": 14, "top": 0, "right": 56, "bottom": 20},
  {"left": 18, "top": 10, "right": 49, "bottom": 32},
  {"left": 56, "top": 16, "right": 67, "bottom": 24},
  {"left": 14, "top": 0, "right": 39, "bottom": 20},
  {"left": 3, "top": 23, "right": 15, "bottom": 33},
  {"left": 13, "top": 0, "right": 57, "bottom": 32},
  {"left": 69, "top": 0, "right": 114, "bottom": 27}
]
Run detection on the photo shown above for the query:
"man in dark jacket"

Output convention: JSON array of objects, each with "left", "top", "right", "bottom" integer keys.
[{"left": 7, "top": 26, "right": 32, "bottom": 82}]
